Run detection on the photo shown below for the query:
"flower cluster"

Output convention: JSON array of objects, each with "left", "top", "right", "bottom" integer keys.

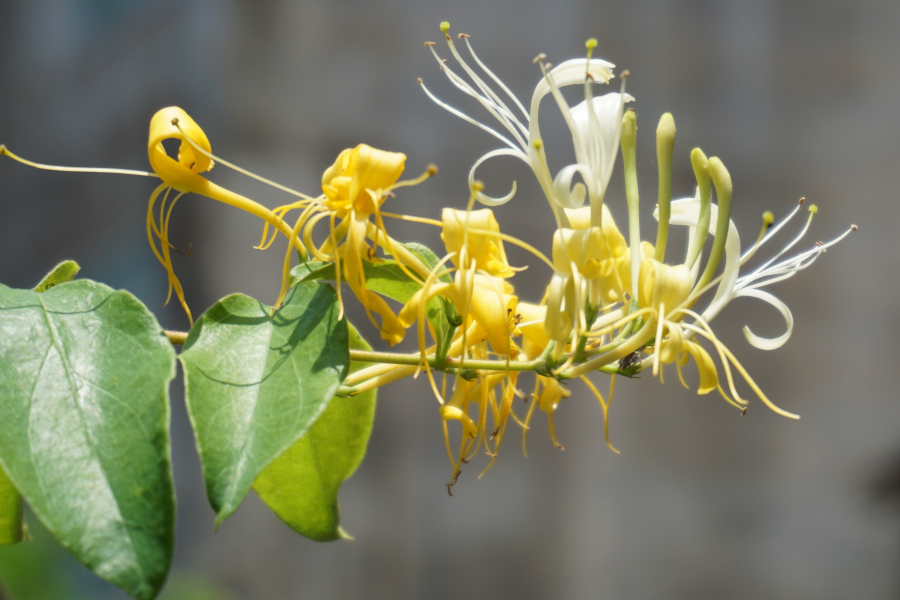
[{"left": 0, "top": 22, "right": 855, "bottom": 492}]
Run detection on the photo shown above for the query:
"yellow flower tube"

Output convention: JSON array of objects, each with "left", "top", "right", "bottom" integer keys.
[{"left": 148, "top": 107, "right": 304, "bottom": 251}]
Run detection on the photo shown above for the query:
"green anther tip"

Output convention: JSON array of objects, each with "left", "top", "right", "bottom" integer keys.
[
  {"left": 657, "top": 112, "right": 676, "bottom": 141},
  {"left": 586, "top": 38, "right": 598, "bottom": 49},
  {"left": 472, "top": 180, "right": 485, "bottom": 192},
  {"left": 440, "top": 21, "right": 450, "bottom": 33},
  {"left": 532, "top": 139, "right": 542, "bottom": 150},
  {"left": 690, "top": 147, "right": 708, "bottom": 169},
  {"left": 809, "top": 204, "right": 818, "bottom": 214},
  {"left": 707, "top": 157, "right": 733, "bottom": 196},
  {"left": 762, "top": 211, "right": 774, "bottom": 225}
]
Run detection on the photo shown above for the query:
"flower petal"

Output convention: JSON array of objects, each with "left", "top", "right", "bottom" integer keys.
[{"left": 735, "top": 288, "right": 794, "bottom": 350}]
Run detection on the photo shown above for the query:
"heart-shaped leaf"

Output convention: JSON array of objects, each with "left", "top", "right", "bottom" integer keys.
[
  {"left": 253, "top": 323, "right": 376, "bottom": 541},
  {"left": 180, "top": 281, "right": 348, "bottom": 527},
  {"left": 0, "top": 280, "right": 177, "bottom": 600}
]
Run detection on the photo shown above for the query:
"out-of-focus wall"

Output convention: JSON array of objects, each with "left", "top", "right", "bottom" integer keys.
[{"left": 1, "top": 1, "right": 898, "bottom": 598}]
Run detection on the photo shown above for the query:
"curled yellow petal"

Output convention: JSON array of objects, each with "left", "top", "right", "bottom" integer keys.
[
  {"left": 440, "top": 405, "right": 478, "bottom": 439},
  {"left": 683, "top": 340, "right": 718, "bottom": 395}
]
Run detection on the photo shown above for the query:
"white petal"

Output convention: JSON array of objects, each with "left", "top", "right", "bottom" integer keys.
[
  {"left": 468, "top": 147, "right": 528, "bottom": 206},
  {"left": 551, "top": 163, "right": 597, "bottom": 208},
  {"left": 735, "top": 288, "right": 794, "bottom": 350}
]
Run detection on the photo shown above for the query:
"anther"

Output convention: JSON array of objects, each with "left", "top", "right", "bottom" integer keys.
[
  {"left": 533, "top": 53, "right": 547, "bottom": 64},
  {"left": 440, "top": 21, "right": 450, "bottom": 33},
  {"left": 171, "top": 117, "right": 180, "bottom": 126},
  {"left": 851, "top": 224, "right": 858, "bottom": 231},
  {"left": 417, "top": 77, "right": 423, "bottom": 83},
  {"left": 0, "top": 144, "right": 6, "bottom": 155},
  {"left": 426, "top": 163, "right": 438, "bottom": 176},
  {"left": 621, "top": 69, "right": 631, "bottom": 78},
  {"left": 585, "top": 38, "right": 598, "bottom": 50},
  {"left": 762, "top": 211, "right": 774, "bottom": 227},
  {"left": 741, "top": 407, "right": 747, "bottom": 417},
  {"left": 423, "top": 41, "right": 436, "bottom": 47},
  {"left": 472, "top": 180, "right": 485, "bottom": 192},
  {"left": 544, "top": 62, "right": 553, "bottom": 70},
  {"left": 815, "top": 241, "right": 823, "bottom": 247},
  {"left": 458, "top": 33, "right": 470, "bottom": 39},
  {"left": 798, "top": 197, "right": 805, "bottom": 205},
  {"left": 808, "top": 204, "right": 818, "bottom": 214}
]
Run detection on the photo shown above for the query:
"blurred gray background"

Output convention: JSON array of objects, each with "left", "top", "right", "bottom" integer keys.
[{"left": 0, "top": 0, "right": 898, "bottom": 599}]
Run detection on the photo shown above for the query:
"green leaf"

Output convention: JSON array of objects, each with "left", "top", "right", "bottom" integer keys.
[
  {"left": 180, "top": 281, "right": 349, "bottom": 527},
  {"left": 289, "top": 242, "right": 453, "bottom": 348},
  {"left": 0, "top": 466, "right": 25, "bottom": 545},
  {"left": 32, "top": 260, "right": 81, "bottom": 293},
  {"left": 0, "top": 280, "right": 177, "bottom": 600},
  {"left": 254, "top": 323, "right": 376, "bottom": 542}
]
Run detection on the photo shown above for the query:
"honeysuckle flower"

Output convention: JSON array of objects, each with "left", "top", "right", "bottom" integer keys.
[
  {"left": 296, "top": 144, "right": 437, "bottom": 345},
  {"left": 441, "top": 208, "right": 515, "bottom": 278},
  {"left": 146, "top": 107, "right": 315, "bottom": 323},
  {"left": 420, "top": 23, "right": 632, "bottom": 229}
]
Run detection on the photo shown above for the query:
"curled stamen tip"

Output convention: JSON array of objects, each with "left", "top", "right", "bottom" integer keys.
[
  {"left": 458, "top": 33, "right": 470, "bottom": 39},
  {"left": 808, "top": 204, "right": 818, "bottom": 214},
  {"left": 423, "top": 41, "right": 436, "bottom": 47},
  {"left": 417, "top": 77, "right": 423, "bottom": 84},
  {"left": 440, "top": 21, "right": 450, "bottom": 33},
  {"left": 585, "top": 37, "right": 598, "bottom": 49},
  {"left": 533, "top": 53, "right": 547, "bottom": 64},
  {"left": 426, "top": 163, "right": 438, "bottom": 176},
  {"left": 798, "top": 197, "right": 805, "bottom": 204},
  {"left": 851, "top": 224, "right": 858, "bottom": 231},
  {"left": 762, "top": 211, "right": 774, "bottom": 226}
]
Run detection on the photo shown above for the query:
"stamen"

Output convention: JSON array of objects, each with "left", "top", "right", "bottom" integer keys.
[
  {"left": 418, "top": 80, "right": 520, "bottom": 151},
  {"left": 1, "top": 145, "right": 156, "bottom": 177},
  {"left": 174, "top": 121, "right": 315, "bottom": 201}
]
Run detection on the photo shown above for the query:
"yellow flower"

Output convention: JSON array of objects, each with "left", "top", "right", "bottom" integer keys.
[
  {"left": 440, "top": 208, "right": 514, "bottom": 278},
  {"left": 146, "top": 107, "right": 307, "bottom": 323},
  {"left": 299, "top": 144, "right": 435, "bottom": 345},
  {"left": 321, "top": 144, "right": 407, "bottom": 214}
]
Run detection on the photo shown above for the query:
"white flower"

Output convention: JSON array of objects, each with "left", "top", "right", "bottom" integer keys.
[
  {"left": 658, "top": 196, "right": 856, "bottom": 351},
  {"left": 419, "top": 24, "right": 632, "bottom": 228}
]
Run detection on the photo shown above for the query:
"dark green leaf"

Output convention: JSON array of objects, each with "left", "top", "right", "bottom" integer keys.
[
  {"left": 32, "top": 260, "right": 81, "bottom": 293},
  {"left": 254, "top": 323, "right": 376, "bottom": 541},
  {"left": 0, "top": 280, "right": 177, "bottom": 600},
  {"left": 0, "top": 467, "right": 25, "bottom": 545},
  {"left": 180, "top": 282, "right": 349, "bottom": 527}
]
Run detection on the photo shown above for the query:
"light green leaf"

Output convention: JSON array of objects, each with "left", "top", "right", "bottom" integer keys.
[
  {"left": 254, "top": 323, "right": 376, "bottom": 542},
  {"left": 180, "top": 281, "right": 349, "bottom": 527},
  {"left": 0, "top": 467, "right": 25, "bottom": 545},
  {"left": 0, "top": 280, "right": 177, "bottom": 600},
  {"left": 32, "top": 260, "right": 81, "bottom": 293}
]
